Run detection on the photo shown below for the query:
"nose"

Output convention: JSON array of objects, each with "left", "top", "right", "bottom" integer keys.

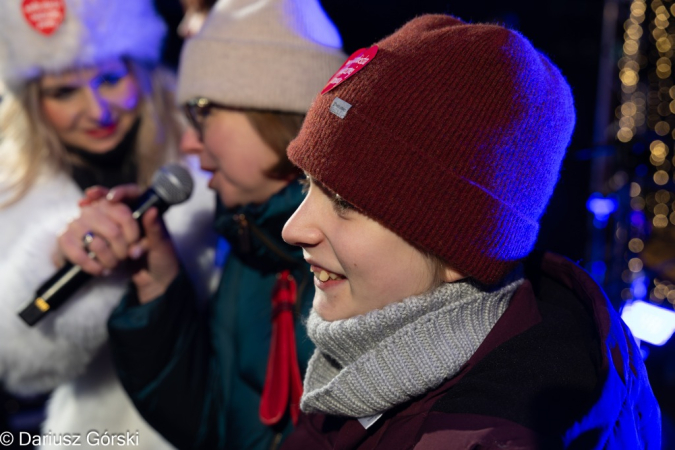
[
  {"left": 83, "top": 87, "right": 111, "bottom": 124},
  {"left": 177, "top": 8, "right": 206, "bottom": 39},
  {"left": 282, "top": 195, "right": 323, "bottom": 249},
  {"left": 180, "top": 126, "right": 204, "bottom": 155}
]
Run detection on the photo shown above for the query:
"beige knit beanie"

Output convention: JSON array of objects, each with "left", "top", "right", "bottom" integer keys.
[{"left": 176, "top": 0, "right": 346, "bottom": 113}]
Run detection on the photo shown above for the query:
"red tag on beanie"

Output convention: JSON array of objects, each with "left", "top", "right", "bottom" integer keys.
[
  {"left": 321, "top": 45, "right": 378, "bottom": 95},
  {"left": 22, "top": 0, "right": 66, "bottom": 36}
]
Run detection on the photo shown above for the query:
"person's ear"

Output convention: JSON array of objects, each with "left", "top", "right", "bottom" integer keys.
[{"left": 441, "top": 266, "right": 464, "bottom": 283}]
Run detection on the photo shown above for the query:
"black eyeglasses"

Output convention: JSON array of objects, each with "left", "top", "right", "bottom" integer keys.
[
  {"left": 182, "top": 97, "right": 235, "bottom": 139},
  {"left": 183, "top": 97, "right": 290, "bottom": 139}
]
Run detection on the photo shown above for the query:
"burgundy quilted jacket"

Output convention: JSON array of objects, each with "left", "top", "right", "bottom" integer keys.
[{"left": 281, "top": 252, "right": 661, "bottom": 450}]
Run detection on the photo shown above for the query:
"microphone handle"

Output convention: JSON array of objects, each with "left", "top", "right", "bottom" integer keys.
[
  {"left": 18, "top": 189, "right": 167, "bottom": 326},
  {"left": 132, "top": 189, "right": 168, "bottom": 221},
  {"left": 19, "top": 262, "right": 91, "bottom": 326}
]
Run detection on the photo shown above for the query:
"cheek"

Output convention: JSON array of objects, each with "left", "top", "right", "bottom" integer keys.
[
  {"left": 107, "top": 78, "right": 140, "bottom": 111},
  {"left": 344, "top": 234, "right": 433, "bottom": 303},
  {"left": 203, "top": 134, "right": 237, "bottom": 171},
  {"left": 41, "top": 99, "right": 77, "bottom": 131},
  {"left": 204, "top": 134, "right": 272, "bottom": 185}
]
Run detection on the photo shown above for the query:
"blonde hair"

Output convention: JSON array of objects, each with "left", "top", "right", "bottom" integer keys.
[{"left": 0, "top": 60, "right": 183, "bottom": 207}]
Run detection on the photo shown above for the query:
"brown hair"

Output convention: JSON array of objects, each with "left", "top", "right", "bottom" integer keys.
[
  {"left": 245, "top": 110, "right": 305, "bottom": 181},
  {"left": 423, "top": 251, "right": 447, "bottom": 290},
  {"left": 181, "top": 0, "right": 217, "bottom": 12}
]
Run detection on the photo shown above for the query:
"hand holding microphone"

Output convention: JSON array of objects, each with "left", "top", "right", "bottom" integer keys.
[{"left": 19, "top": 164, "right": 194, "bottom": 326}]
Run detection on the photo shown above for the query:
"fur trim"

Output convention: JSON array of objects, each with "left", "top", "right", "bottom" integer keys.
[
  {"left": 42, "top": 346, "right": 175, "bottom": 450},
  {"left": 0, "top": 173, "right": 99, "bottom": 393},
  {"left": 0, "top": 0, "right": 166, "bottom": 91},
  {"left": 0, "top": 157, "right": 216, "bottom": 446}
]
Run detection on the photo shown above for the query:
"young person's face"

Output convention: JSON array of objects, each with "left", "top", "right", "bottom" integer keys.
[
  {"left": 282, "top": 177, "right": 462, "bottom": 321},
  {"left": 40, "top": 58, "right": 140, "bottom": 153},
  {"left": 180, "top": 108, "right": 288, "bottom": 208}
]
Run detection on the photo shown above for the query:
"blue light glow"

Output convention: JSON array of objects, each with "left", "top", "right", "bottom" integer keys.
[
  {"left": 630, "top": 211, "right": 645, "bottom": 228},
  {"left": 631, "top": 276, "right": 648, "bottom": 300},
  {"left": 590, "top": 260, "right": 606, "bottom": 283},
  {"left": 289, "top": 0, "right": 342, "bottom": 49},
  {"left": 621, "top": 300, "right": 675, "bottom": 346},
  {"left": 587, "top": 193, "right": 618, "bottom": 224}
]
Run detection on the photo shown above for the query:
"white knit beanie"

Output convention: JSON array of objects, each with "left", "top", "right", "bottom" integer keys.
[
  {"left": 177, "top": 0, "right": 346, "bottom": 113},
  {"left": 0, "top": 0, "right": 167, "bottom": 92}
]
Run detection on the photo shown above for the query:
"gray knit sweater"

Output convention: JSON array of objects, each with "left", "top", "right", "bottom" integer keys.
[{"left": 301, "top": 272, "right": 524, "bottom": 418}]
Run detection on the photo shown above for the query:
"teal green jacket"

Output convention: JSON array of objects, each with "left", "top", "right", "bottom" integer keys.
[{"left": 107, "top": 181, "right": 314, "bottom": 450}]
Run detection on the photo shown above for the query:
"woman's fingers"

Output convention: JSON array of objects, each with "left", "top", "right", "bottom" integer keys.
[
  {"left": 51, "top": 248, "right": 66, "bottom": 269},
  {"left": 132, "top": 208, "right": 180, "bottom": 303},
  {"left": 58, "top": 199, "right": 143, "bottom": 275},
  {"left": 86, "top": 202, "right": 140, "bottom": 256},
  {"left": 79, "top": 186, "right": 109, "bottom": 207},
  {"left": 142, "top": 207, "right": 166, "bottom": 246},
  {"left": 82, "top": 233, "right": 118, "bottom": 271},
  {"left": 128, "top": 240, "right": 148, "bottom": 260},
  {"left": 59, "top": 183, "right": 151, "bottom": 277},
  {"left": 106, "top": 184, "right": 144, "bottom": 203},
  {"left": 58, "top": 224, "right": 106, "bottom": 275}
]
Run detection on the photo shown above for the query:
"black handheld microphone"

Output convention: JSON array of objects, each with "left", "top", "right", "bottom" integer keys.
[{"left": 18, "top": 164, "right": 194, "bottom": 327}]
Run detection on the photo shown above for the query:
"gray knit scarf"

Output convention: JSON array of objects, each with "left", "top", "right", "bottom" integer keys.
[{"left": 301, "top": 271, "right": 524, "bottom": 418}]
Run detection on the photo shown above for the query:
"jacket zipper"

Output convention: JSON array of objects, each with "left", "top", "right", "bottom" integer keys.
[
  {"left": 233, "top": 214, "right": 251, "bottom": 254},
  {"left": 235, "top": 213, "right": 300, "bottom": 264},
  {"left": 269, "top": 432, "right": 283, "bottom": 450}
]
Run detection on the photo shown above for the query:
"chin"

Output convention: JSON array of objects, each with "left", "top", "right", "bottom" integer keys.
[
  {"left": 217, "top": 193, "right": 239, "bottom": 209},
  {"left": 313, "top": 296, "right": 350, "bottom": 322},
  {"left": 83, "top": 143, "right": 117, "bottom": 154},
  {"left": 68, "top": 135, "right": 123, "bottom": 153},
  {"left": 216, "top": 185, "right": 250, "bottom": 209}
]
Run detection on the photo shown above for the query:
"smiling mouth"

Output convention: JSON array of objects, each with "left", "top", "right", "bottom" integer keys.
[
  {"left": 86, "top": 123, "right": 118, "bottom": 138},
  {"left": 310, "top": 266, "right": 346, "bottom": 282}
]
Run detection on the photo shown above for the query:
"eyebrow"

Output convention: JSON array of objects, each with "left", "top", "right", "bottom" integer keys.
[
  {"left": 40, "top": 67, "right": 128, "bottom": 91},
  {"left": 40, "top": 85, "right": 77, "bottom": 96},
  {"left": 306, "top": 174, "right": 355, "bottom": 207},
  {"left": 306, "top": 175, "right": 331, "bottom": 196},
  {"left": 39, "top": 76, "right": 82, "bottom": 92}
]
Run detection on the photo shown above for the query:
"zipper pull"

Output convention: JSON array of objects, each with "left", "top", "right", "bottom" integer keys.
[{"left": 234, "top": 213, "right": 251, "bottom": 254}]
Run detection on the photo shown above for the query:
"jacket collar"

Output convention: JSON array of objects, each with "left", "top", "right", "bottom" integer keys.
[
  {"left": 214, "top": 179, "right": 305, "bottom": 274},
  {"left": 290, "top": 252, "right": 658, "bottom": 449}
]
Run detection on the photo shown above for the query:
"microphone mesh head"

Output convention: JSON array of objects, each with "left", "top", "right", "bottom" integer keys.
[{"left": 151, "top": 164, "right": 194, "bottom": 205}]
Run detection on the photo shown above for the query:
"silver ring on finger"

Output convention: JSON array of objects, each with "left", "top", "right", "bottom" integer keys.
[{"left": 82, "top": 231, "right": 96, "bottom": 255}]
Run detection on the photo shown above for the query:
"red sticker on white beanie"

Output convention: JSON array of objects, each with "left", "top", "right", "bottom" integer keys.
[
  {"left": 321, "top": 46, "right": 378, "bottom": 95},
  {"left": 22, "top": 0, "right": 66, "bottom": 36}
]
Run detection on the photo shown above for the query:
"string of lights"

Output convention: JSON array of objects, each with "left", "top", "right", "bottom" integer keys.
[{"left": 612, "top": 0, "right": 675, "bottom": 344}]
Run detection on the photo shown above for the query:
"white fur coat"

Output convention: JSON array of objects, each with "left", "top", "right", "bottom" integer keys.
[{"left": 0, "top": 158, "right": 218, "bottom": 449}]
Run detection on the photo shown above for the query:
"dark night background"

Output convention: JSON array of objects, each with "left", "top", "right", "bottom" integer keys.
[
  {"left": 157, "top": 0, "right": 675, "bottom": 443},
  {"left": 9, "top": 0, "right": 674, "bottom": 446},
  {"left": 320, "top": 0, "right": 603, "bottom": 267},
  {"left": 156, "top": 0, "right": 604, "bottom": 265},
  {"left": 158, "top": 0, "right": 675, "bottom": 443}
]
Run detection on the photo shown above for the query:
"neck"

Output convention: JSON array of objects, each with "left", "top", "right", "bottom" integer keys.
[
  {"left": 301, "top": 269, "right": 524, "bottom": 417},
  {"left": 67, "top": 119, "right": 140, "bottom": 190},
  {"left": 214, "top": 179, "right": 305, "bottom": 272}
]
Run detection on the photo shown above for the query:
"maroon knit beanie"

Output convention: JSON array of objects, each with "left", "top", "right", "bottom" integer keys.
[{"left": 288, "top": 15, "right": 576, "bottom": 285}]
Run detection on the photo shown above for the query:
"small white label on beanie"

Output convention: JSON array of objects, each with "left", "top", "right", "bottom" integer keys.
[{"left": 330, "top": 97, "right": 352, "bottom": 119}]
